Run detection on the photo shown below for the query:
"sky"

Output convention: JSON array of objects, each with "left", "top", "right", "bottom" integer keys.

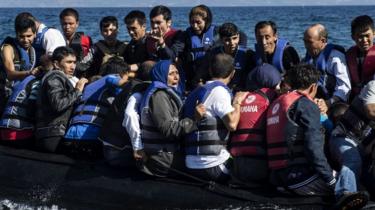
[{"left": 0, "top": 0, "right": 374, "bottom": 7}]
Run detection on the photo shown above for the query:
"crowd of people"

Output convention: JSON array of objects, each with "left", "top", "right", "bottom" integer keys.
[{"left": 1, "top": 5, "right": 375, "bottom": 210}]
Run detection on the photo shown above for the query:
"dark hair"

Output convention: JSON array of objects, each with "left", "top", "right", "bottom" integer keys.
[
  {"left": 189, "top": 5, "right": 212, "bottom": 31},
  {"left": 15, "top": 14, "right": 36, "bottom": 34},
  {"left": 328, "top": 102, "right": 349, "bottom": 126},
  {"left": 124, "top": 10, "right": 146, "bottom": 26},
  {"left": 219, "top": 22, "right": 239, "bottom": 38},
  {"left": 286, "top": 64, "right": 320, "bottom": 90},
  {"left": 99, "top": 57, "right": 129, "bottom": 76},
  {"left": 52, "top": 46, "right": 76, "bottom": 62},
  {"left": 351, "top": 15, "right": 375, "bottom": 35},
  {"left": 15, "top": 12, "right": 37, "bottom": 23},
  {"left": 149, "top": 5, "right": 172, "bottom": 21},
  {"left": 59, "top": 8, "right": 79, "bottom": 21},
  {"left": 137, "top": 61, "right": 155, "bottom": 81},
  {"left": 255, "top": 20, "right": 277, "bottom": 35},
  {"left": 100, "top": 16, "right": 118, "bottom": 31},
  {"left": 209, "top": 53, "right": 234, "bottom": 79}
]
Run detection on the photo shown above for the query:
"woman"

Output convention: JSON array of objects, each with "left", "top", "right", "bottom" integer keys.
[{"left": 138, "top": 60, "right": 205, "bottom": 177}]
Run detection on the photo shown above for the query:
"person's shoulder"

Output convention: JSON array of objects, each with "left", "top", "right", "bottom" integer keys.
[{"left": 296, "top": 97, "right": 319, "bottom": 112}]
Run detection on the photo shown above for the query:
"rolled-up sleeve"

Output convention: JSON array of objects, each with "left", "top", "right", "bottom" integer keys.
[{"left": 328, "top": 49, "right": 351, "bottom": 102}]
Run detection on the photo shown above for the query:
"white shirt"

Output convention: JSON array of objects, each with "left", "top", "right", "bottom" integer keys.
[
  {"left": 360, "top": 80, "right": 375, "bottom": 105},
  {"left": 38, "top": 24, "right": 66, "bottom": 56},
  {"left": 324, "top": 49, "right": 351, "bottom": 101},
  {"left": 123, "top": 92, "right": 143, "bottom": 151},
  {"left": 186, "top": 81, "right": 233, "bottom": 169}
]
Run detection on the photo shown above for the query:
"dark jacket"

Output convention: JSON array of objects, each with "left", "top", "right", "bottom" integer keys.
[
  {"left": 35, "top": 70, "right": 82, "bottom": 139},
  {"left": 149, "top": 90, "right": 197, "bottom": 141},
  {"left": 123, "top": 37, "right": 149, "bottom": 66},
  {"left": 270, "top": 97, "right": 335, "bottom": 187}
]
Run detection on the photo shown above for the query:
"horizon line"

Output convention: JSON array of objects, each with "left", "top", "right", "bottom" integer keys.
[{"left": 1, "top": 4, "right": 375, "bottom": 8}]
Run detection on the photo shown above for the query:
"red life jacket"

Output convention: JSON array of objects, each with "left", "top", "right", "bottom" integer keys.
[
  {"left": 70, "top": 32, "right": 92, "bottom": 60},
  {"left": 266, "top": 91, "right": 310, "bottom": 170},
  {"left": 230, "top": 88, "right": 276, "bottom": 157},
  {"left": 347, "top": 45, "right": 375, "bottom": 97},
  {"left": 146, "top": 28, "right": 179, "bottom": 56}
]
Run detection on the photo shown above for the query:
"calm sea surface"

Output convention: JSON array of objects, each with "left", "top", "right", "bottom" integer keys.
[
  {"left": 1, "top": 6, "right": 375, "bottom": 57},
  {"left": 0, "top": 5, "right": 375, "bottom": 210}
]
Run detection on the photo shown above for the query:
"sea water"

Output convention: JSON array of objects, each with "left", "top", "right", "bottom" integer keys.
[{"left": 0, "top": 5, "right": 374, "bottom": 209}]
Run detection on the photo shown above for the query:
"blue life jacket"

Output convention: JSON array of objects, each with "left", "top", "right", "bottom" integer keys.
[
  {"left": 140, "top": 81, "right": 183, "bottom": 153},
  {"left": 33, "top": 26, "right": 49, "bottom": 65},
  {"left": 184, "top": 81, "right": 232, "bottom": 156},
  {"left": 255, "top": 38, "right": 288, "bottom": 73},
  {"left": 187, "top": 25, "right": 215, "bottom": 62},
  {"left": 304, "top": 43, "right": 346, "bottom": 98},
  {"left": 65, "top": 75, "right": 119, "bottom": 141},
  {"left": 0, "top": 37, "right": 36, "bottom": 98},
  {"left": 231, "top": 46, "right": 248, "bottom": 88},
  {"left": 0, "top": 75, "right": 36, "bottom": 130}
]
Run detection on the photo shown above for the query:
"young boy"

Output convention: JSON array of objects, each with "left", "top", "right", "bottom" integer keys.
[
  {"left": 59, "top": 8, "right": 93, "bottom": 77},
  {"left": 35, "top": 46, "right": 88, "bottom": 152},
  {"left": 346, "top": 15, "right": 375, "bottom": 101}
]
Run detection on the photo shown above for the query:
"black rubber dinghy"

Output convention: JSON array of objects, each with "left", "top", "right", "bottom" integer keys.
[{"left": 0, "top": 145, "right": 373, "bottom": 210}]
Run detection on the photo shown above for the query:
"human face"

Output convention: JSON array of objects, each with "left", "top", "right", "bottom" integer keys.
[
  {"left": 126, "top": 20, "right": 146, "bottom": 41},
  {"left": 222, "top": 34, "right": 240, "bottom": 54},
  {"left": 255, "top": 25, "right": 277, "bottom": 55},
  {"left": 167, "top": 64, "right": 179, "bottom": 87},
  {"left": 55, "top": 55, "right": 76, "bottom": 77},
  {"left": 303, "top": 29, "right": 325, "bottom": 58},
  {"left": 190, "top": 15, "right": 206, "bottom": 36},
  {"left": 60, "top": 15, "right": 79, "bottom": 39},
  {"left": 352, "top": 27, "right": 375, "bottom": 53},
  {"left": 151, "top": 15, "right": 171, "bottom": 35},
  {"left": 101, "top": 23, "right": 118, "bottom": 45},
  {"left": 16, "top": 28, "right": 35, "bottom": 50}
]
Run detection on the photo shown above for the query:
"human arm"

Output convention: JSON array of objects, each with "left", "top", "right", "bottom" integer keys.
[
  {"left": 1, "top": 45, "right": 39, "bottom": 80},
  {"left": 221, "top": 91, "right": 247, "bottom": 131},
  {"left": 149, "top": 90, "right": 197, "bottom": 140},
  {"left": 46, "top": 75, "right": 86, "bottom": 112},
  {"left": 359, "top": 80, "right": 375, "bottom": 120},
  {"left": 296, "top": 98, "right": 335, "bottom": 184},
  {"left": 328, "top": 49, "right": 351, "bottom": 103},
  {"left": 43, "top": 28, "right": 66, "bottom": 56}
]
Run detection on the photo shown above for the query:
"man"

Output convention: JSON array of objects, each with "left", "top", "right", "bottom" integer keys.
[
  {"left": 35, "top": 47, "right": 88, "bottom": 152},
  {"left": 329, "top": 80, "right": 375, "bottom": 209},
  {"left": 194, "top": 22, "right": 255, "bottom": 91},
  {"left": 254, "top": 21, "right": 300, "bottom": 74},
  {"left": 87, "top": 16, "right": 126, "bottom": 78},
  {"left": 16, "top": 12, "right": 66, "bottom": 65},
  {"left": 0, "top": 14, "right": 40, "bottom": 115},
  {"left": 146, "top": 5, "right": 181, "bottom": 61},
  {"left": 267, "top": 64, "right": 335, "bottom": 196},
  {"left": 346, "top": 15, "right": 375, "bottom": 101},
  {"left": 123, "top": 10, "right": 149, "bottom": 76},
  {"left": 303, "top": 24, "right": 351, "bottom": 112},
  {"left": 230, "top": 64, "right": 281, "bottom": 185},
  {"left": 59, "top": 8, "right": 93, "bottom": 77},
  {"left": 184, "top": 53, "right": 247, "bottom": 182}
]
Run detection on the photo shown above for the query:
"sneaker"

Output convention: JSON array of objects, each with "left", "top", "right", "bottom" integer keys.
[{"left": 333, "top": 191, "right": 369, "bottom": 210}]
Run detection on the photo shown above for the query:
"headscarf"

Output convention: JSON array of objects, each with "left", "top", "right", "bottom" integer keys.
[
  {"left": 150, "top": 60, "right": 184, "bottom": 97},
  {"left": 247, "top": 63, "right": 282, "bottom": 90}
]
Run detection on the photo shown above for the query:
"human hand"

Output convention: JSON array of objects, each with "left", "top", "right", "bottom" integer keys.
[
  {"left": 194, "top": 102, "right": 206, "bottom": 121},
  {"left": 75, "top": 78, "right": 89, "bottom": 92},
  {"left": 133, "top": 149, "right": 147, "bottom": 163},
  {"left": 233, "top": 91, "right": 247, "bottom": 105},
  {"left": 314, "top": 98, "right": 328, "bottom": 114}
]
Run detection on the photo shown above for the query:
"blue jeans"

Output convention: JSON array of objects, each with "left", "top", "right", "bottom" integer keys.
[{"left": 329, "top": 136, "right": 362, "bottom": 198}]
